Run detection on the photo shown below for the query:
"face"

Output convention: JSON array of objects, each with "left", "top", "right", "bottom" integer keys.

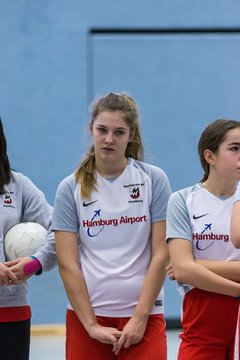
[
  {"left": 208, "top": 127, "right": 240, "bottom": 181},
  {"left": 90, "top": 110, "right": 132, "bottom": 165}
]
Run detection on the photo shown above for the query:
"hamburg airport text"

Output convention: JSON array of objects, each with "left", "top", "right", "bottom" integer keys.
[{"left": 83, "top": 215, "right": 147, "bottom": 227}]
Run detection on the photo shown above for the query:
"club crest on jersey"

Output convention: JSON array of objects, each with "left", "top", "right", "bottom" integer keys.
[
  {"left": 123, "top": 183, "right": 144, "bottom": 204},
  {"left": 2, "top": 192, "right": 15, "bottom": 208},
  {"left": 129, "top": 187, "right": 140, "bottom": 199},
  {"left": 2, "top": 193, "right": 12, "bottom": 205}
]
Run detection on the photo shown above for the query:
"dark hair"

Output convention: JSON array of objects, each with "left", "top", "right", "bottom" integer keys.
[
  {"left": 75, "top": 92, "right": 144, "bottom": 198},
  {"left": 0, "top": 119, "right": 11, "bottom": 194},
  {"left": 198, "top": 119, "right": 240, "bottom": 182}
]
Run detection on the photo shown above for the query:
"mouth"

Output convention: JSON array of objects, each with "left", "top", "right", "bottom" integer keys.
[{"left": 102, "top": 147, "right": 114, "bottom": 152}]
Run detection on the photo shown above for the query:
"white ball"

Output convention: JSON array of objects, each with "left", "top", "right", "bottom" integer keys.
[{"left": 4, "top": 222, "right": 48, "bottom": 261}]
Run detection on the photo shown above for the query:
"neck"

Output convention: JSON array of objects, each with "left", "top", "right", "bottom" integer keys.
[
  {"left": 95, "top": 158, "right": 128, "bottom": 178},
  {"left": 202, "top": 176, "right": 237, "bottom": 197}
]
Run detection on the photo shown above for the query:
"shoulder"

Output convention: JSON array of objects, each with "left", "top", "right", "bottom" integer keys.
[
  {"left": 10, "top": 170, "right": 36, "bottom": 189},
  {"left": 129, "top": 159, "right": 169, "bottom": 181},
  {"left": 57, "top": 173, "right": 78, "bottom": 193},
  {"left": 168, "top": 184, "right": 201, "bottom": 207},
  {"left": 11, "top": 170, "right": 29, "bottom": 183}
]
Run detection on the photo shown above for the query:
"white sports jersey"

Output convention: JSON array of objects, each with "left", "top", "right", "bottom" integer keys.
[
  {"left": 51, "top": 158, "right": 171, "bottom": 317},
  {"left": 167, "top": 183, "right": 240, "bottom": 295}
]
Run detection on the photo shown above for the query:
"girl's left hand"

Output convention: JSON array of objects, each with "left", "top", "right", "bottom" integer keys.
[
  {"left": 114, "top": 315, "right": 148, "bottom": 355},
  {"left": 4, "top": 257, "right": 33, "bottom": 282}
]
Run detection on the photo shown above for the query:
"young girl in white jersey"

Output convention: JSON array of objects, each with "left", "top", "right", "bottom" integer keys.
[
  {"left": 166, "top": 119, "right": 240, "bottom": 359},
  {"left": 51, "top": 92, "right": 171, "bottom": 360}
]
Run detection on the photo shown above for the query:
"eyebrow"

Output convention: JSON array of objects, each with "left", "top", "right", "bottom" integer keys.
[{"left": 227, "top": 142, "right": 240, "bottom": 146}]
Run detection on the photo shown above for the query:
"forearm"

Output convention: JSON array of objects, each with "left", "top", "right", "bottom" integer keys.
[
  {"left": 34, "top": 231, "right": 57, "bottom": 272},
  {"left": 169, "top": 239, "right": 240, "bottom": 297},
  {"left": 134, "top": 253, "right": 168, "bottom": 318},
  {"left": 59, "top": 263, "right": 97, "bottom": 333},
  {"left": 174, "top": 260, "right": 240, "bottom": 297},
  {"left": 196, "top": 259, "right": 240, "bottom": 282}
]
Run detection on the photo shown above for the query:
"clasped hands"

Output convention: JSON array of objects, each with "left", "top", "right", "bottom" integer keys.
[
  {"left": 89, "top": 315, "right": 147, "bottom": 355},
  {"left": 0, "top": 257, "right": 33, "bottom": 285}
]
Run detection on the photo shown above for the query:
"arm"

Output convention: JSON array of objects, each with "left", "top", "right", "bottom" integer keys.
[
  {"left": 166, "top": 259, "right": 240, "bottom": 283},
  {"left": 6, "top": 232, "right": 56, "bottom": 283},
  {"left": 4, "top": 257, "right": 33, "bottom": 283},
  {"left": 196, "top": 259, "right": 240, "bottom": 282},
  {"left": 168, "top": 238, "right": 240, "bottom": 297},
  {"left": 55, "top": 230, "right": 122, "bottom": 352},
  {"left": 8, "top": 175, "right": 56, "bottom": 281},
  {"left": 33, "top": 230, "right": 57, "bottom": 272},
  {"left": 22, "top": 177, "right": 57, "bottom": 271},
  {"left": 116, "top": 221, "right": 169, "bottom": 354},
  {"left": 5, "top": 231, "right": 57, "bottom": 282},
  {"left": 231, "top": 200, "right": 240, "bottom": 248}
]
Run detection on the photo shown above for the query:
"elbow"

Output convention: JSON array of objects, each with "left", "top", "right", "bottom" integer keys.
[
  {"left": 231, "top": 231, "right": 240, "bottom": 249},
  {"left": 57, "top": 263, "right": 67, "bottom": 279},
  {"left": 231, "top": 238, "right": 240, "bottom": 249},
  {"left": 154, "top": 248, "right": 169, "bottom": 269},
  {"left": 57, "top": 259, "right": 80, "bottom": 276},
  {"left": 161, "top": 250, "right": 170, "bottom": 268},
  {"left": 57, "top": 261, "right": 72, "bottom": 274},
  {"left": 172, "top": 264, "right": 191, "bottom": 283}
]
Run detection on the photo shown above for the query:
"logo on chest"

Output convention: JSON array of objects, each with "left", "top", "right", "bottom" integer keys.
[
  {"left": 2, "top": 192, "right": 15, "bottom": 208},
  {"left": 193, "top": 222, "right": 229, "bottom": 250},
  {"left": 82, "top": 208, "right": 148, "bottom": 238},
  {"left": 129, "top": 186, "right": 140, "bottom": 199},
  {"left": 123, "top": 183, "right": 144, "bottom": 204}
]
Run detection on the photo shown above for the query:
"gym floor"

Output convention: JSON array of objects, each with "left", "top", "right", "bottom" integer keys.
[{"left": 29, "top": 325, "right": 180, "bottom": 360}]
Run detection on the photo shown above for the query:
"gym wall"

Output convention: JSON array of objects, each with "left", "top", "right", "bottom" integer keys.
[{"left": 1, "top": 0, "right": 240, "bottom": 325}]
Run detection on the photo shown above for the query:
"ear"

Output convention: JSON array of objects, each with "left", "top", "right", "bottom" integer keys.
[
  {"left": 89, "top": 122, "right": 93, "bottom": 135},
  {"left": 203, "top": 149, "right": 216, "bottom": 165},
  {"left": 128, "top": 130, "right": 134, "bottom": 143}
]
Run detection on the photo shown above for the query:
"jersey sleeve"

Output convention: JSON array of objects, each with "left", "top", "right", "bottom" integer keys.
[
  {"left": 33, "top": 230, "right": 57, "bottom": 272},
  {"left": 166, "top": 190, "right": 194, "bottom": 295},
  {"left": 166, "top": 190, "right": 193, "bottom": 242},
  {"left": 20, "top": 174, "right": 56, "bottom": 272},
  {"left": 151, "top": 168, "right": 172, "bottom": 223},
  {"left": 51, "top": 175, "right": 79, "bottom": 233},
  {"left": 21, "top": 175, "right": 53, "bottom": 229}
]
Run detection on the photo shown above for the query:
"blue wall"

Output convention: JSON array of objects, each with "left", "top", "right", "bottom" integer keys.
[{"left": 1, "top": 0, "right": 240, "bottom": 324}]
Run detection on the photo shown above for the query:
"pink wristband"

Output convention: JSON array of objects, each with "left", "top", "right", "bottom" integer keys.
[{"left": 23, "top": 257, "right": 42, "bottom": 275}]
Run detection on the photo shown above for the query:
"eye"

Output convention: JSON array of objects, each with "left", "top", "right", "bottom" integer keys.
[
  {"left": 115, "top": 130, "right": 126, "bottom": 136},
  {"left": 230, "top": 146, "right": 240, "bottom": 151},
  {"left": 97, "top": 127, "right": 107, "bottom": 133}
]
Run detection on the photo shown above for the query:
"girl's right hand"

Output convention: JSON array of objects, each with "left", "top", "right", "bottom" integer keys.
[
  {"left": 88, "top": 323, "right": 122, "bottom": 353},
  {"left": 166, "top": 263, "right": 176, "bottom": 280},
  {"left": 0, "top": 262, "right": 18, "bottom": 285}
]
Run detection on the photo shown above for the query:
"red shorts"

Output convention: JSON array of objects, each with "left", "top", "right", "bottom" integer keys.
[
  {"left": 66, "top": 309, "right": 167, "bottom": 360},
  {"left": 235, "top": 309, "right": 240, "bottom": 359},
  {"left": 178, "top": 288, "right": 239, "bottom": 360}
]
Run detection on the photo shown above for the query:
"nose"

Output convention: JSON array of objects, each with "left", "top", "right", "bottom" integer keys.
[{"left": 105, "top": 132, "right": 114, "bottom": 144}]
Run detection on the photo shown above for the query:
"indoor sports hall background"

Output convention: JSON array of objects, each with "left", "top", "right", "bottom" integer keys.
[{"left": 1, "top": 0, "right": 240, "bottom": 327}]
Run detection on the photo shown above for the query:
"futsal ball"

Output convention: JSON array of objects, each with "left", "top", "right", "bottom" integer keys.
[{"left": 4, "top": 222, "right": 48, "bottom": 261}]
